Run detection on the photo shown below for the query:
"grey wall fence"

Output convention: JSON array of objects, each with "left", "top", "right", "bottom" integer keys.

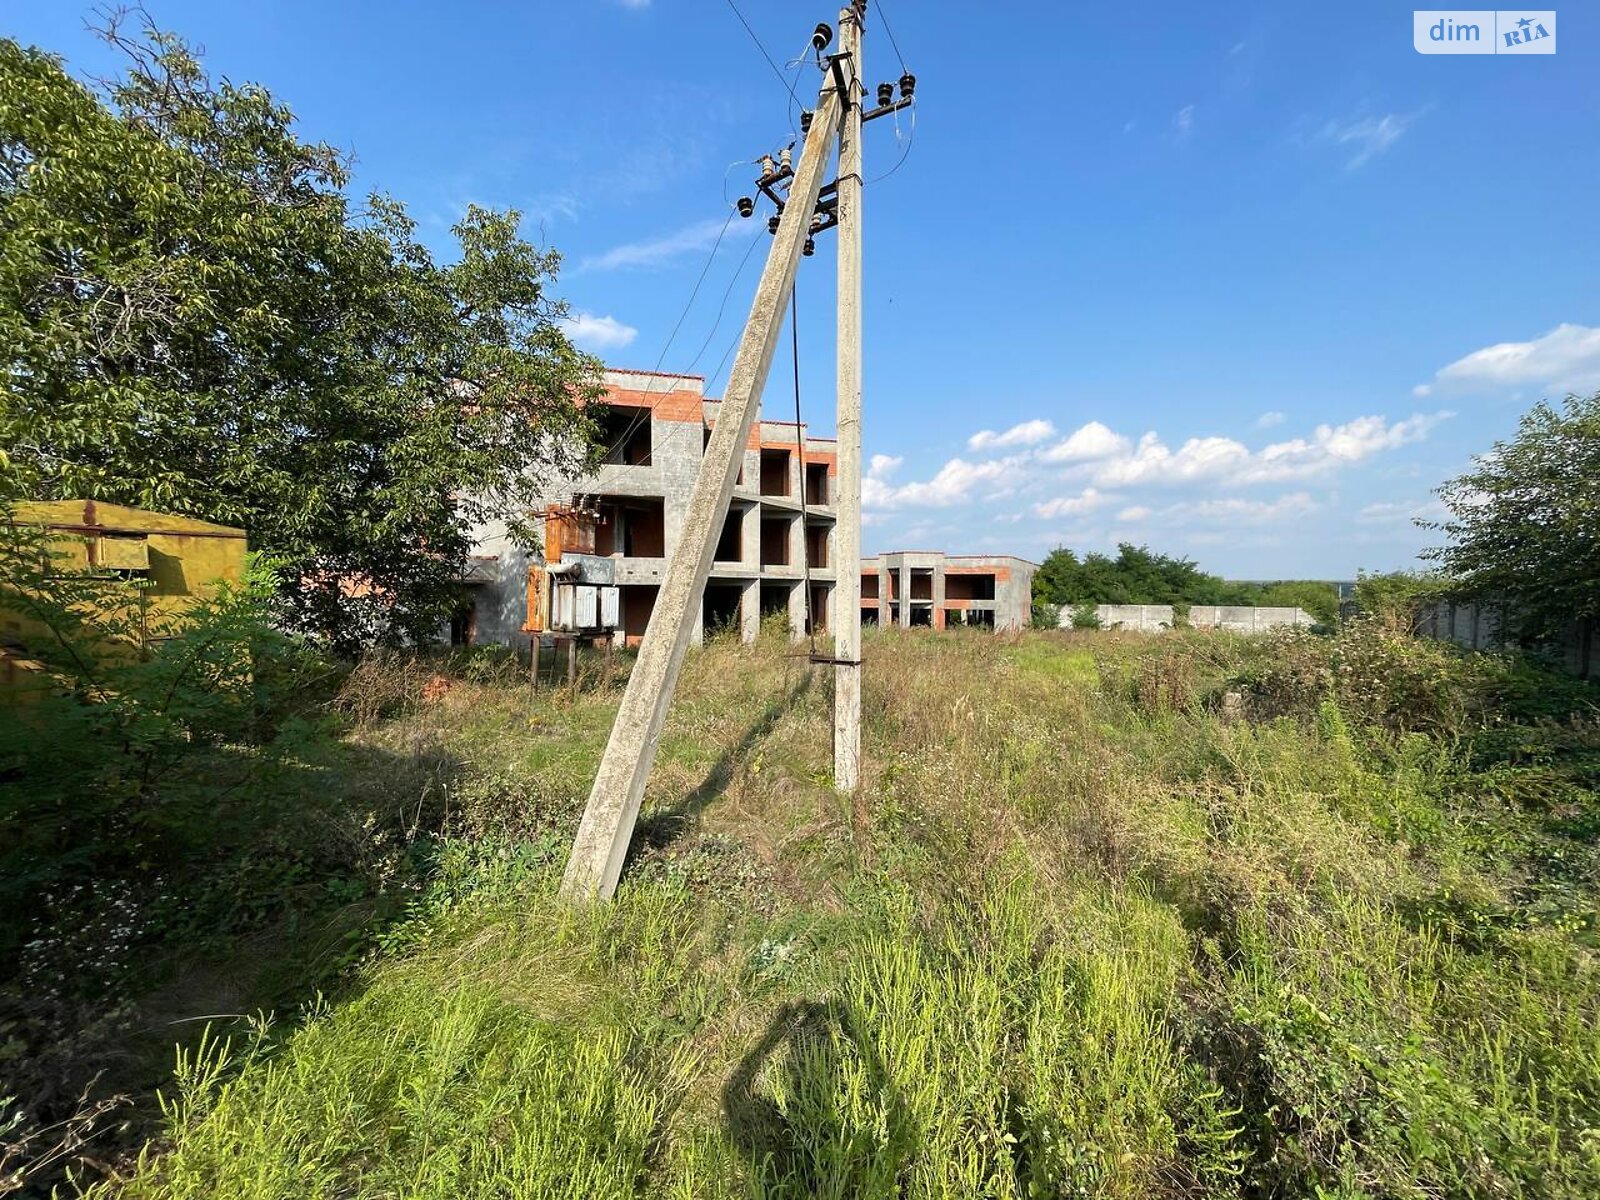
[
  {"left": 1055, "top": 604, "right": 1315, "bottom": 633},
  {"left": 1416, "top": 600, "right": 1595, "bottom": 680}
]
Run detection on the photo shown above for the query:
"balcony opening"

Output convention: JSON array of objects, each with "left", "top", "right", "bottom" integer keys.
[
  {"left": 598, "top": 405, "right": 652, "bottom": 466},
  {"left": 862, "top": 605, "right": 880, "bottom": 626},
  {"left": 595, "top": 497, "right": 665, "bottom": 558},
  {"left": 949, "top": 608, "right": 995, "bottom": 628},
  {"left": 909, "top": 605, "right": 934, "bottom": 627},
  {"left": 808, "top": 584, "right": 830, "bottom": 635},
  {"left": 760, "top": 516, "right": 791, "bottom": 567},
  {"left": 760, "top": 448, "right": 791, "bottom": 497},
  {"left": 943, "top": 573, "right": 996, "bottom": 601},
  {"left": 861, "top": 572, "right": 880, "bottom": 600},
  {"left": 759, "top": 579, "right": 794, "bottom": 619},
  {"left": 804, "top": 462, "right": 830, "bottom": 506},
  {"left": 703, "top": 583, "right": 742, "bottom": 637},
  {"left": 909, "top": 570, "right": 934, "bottom": 601},
  {"left": 715, "top": 512, "right": 742, "bottom": 562},
  {"left": 805, "top": 523, "right": 830, "bottom": 569},
  {"left": 622, "top": 585, "right": 658, "bottom": 645}
]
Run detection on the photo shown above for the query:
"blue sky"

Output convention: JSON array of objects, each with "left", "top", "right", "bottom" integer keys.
[{"left": 11, "top": 2, "right": 1598, "bottom": 577}]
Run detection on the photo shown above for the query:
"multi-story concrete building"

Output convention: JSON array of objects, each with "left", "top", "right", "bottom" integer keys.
[
  {"left": 457, "top": 369, "right": 1037, "bottom": 650},
  {"left": 862, "top": 550, "right": 1037, "bottom": 632}
]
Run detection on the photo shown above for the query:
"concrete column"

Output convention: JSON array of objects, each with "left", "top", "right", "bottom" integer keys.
[
  {"left": 692, "top": 599, "right": 704, "bottom": 647},
  {"left": 899, "top": 564, "right": 911, "bottom": 628},
  {"left": 739, "top": 503, "right": 760, "bottom": 568},
  {"left": 787, "top": 579, "right": 806, "bottom": 642},
  {"left": 740, "top": 578, "right": 760, "bottom": 645},
  {"left": 831, "top": 0, "right": 865, "bottom": 793},
  {"left": 559, "top": 82, "right": 845, "bottom": 903},
  {"left": 932, "top": 565, "right": 946, "bottom": 630}
]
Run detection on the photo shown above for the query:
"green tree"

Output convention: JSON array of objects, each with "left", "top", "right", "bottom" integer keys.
[
  {"left": 1255, "top": 580, "right": 1339, "bottom": 625},
  {"left": 1425, "top": 392, "right": 1600, "bottom": 642},
  {"left": 0, "top": 20, "right": 601, "bottom": 650}
]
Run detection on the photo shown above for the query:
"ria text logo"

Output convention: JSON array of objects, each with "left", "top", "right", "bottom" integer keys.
[{"left": 1414, "top": 10, "right": 1556, "bottom": 53}]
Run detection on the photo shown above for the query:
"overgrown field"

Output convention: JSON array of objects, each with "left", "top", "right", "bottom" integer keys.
[{"left": 21, "top": 624, "right": 1600, "bottom": 1197}]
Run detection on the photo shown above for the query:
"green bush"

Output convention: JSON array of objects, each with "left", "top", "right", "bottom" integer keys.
[{"left": 1069, "top": 602, "right": 1102, "bottom": 630}]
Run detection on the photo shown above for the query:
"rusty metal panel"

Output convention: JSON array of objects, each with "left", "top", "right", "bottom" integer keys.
[
  {"left": 95, "top": 534, "right": 149, "bottom": 572},
  {"left": 544, "top": 505, "right": 597, "bottom": 562},
  {"left": 524, "top": 566, "right": 549, "bottom": 632}
]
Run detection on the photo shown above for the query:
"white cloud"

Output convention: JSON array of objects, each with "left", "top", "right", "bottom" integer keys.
[
  {"left": 1091, "top": 431, "right": 1251, "bottom": 486},
  {"left": 1321, "top": 112, "right": 1416, "bottom": 169},
  {"left": 1179, "top": 493, "right": 1318, "bottom": 524},
  {"left": 870, "top": 409, "right": 1447, "bottom": 529},
  {"left": 560, "top": 311, "right": 638, "bottom": 352},
  {"left": 1039, "top": 421, "right": 1131, "bottom": 464},
  {"left": 1063, "top": 413, "right": 1447, "bottom": 490},
  {"left": 865, "top": 454, "right": 1023, "bottom": 510},
  {"left": 1174, "top": 104, "right": 1195, "bottom": 135},
  {"left": 968, "top": 419, "right": 1057, "bottom": 452},
  {"left": 868, "top": 453, "right": 903, "bottom": 477},
  {"left": 581, "top": 216, "right": 727, "bottom": 271},
  {"left": 1033, "top": 488, "right": 1108, "bottom": 519},
  {"left": 1227, "top": 412, "right": 1450, "bottom": 484},
  {"left": 1412, "top": 383, "right": 1432, "bottom": 397},
  {"left": 1255, "top": 410, "right": 1286, "bottom": 429},
  {"left": 1428, "top": 323, "right": 1600, "bottom": 397}
]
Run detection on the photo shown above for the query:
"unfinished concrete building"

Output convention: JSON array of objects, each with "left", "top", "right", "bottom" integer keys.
[
  {"left": 459, "top": 371, "right": 1041, "bottom": 649},
  {"left": 861, "top": 551, "right": 1037, "bottom": 632},
  {"left": 462, "top": 370, "right": 839, "bottom": 649}
]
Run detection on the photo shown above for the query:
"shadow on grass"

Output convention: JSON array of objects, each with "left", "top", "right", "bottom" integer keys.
[
  {"left": 0, "top": 728, "right": 472, "bottom": 1195},
  {"left": 722, "top": 999, "right": 912, "bottom": 1196},
  {"left": 631, "top": 670, "right": 818, "bottom": 854}
]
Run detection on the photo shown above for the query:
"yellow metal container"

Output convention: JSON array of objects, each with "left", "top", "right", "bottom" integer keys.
[{"left": 2, "top": 500, "right": 248, "bottom": 702}]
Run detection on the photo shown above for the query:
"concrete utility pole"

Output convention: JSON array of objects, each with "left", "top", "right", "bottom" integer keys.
[
  {"left": 560, "top": 78, "right": 847, "bottom": 902},
  {"left": 832, "top": 3, "right": 865, "bottom": 795}
]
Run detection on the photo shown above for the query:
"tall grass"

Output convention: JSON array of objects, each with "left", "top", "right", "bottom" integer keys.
[{"left": 81, "top": 624, "right": 1600, "bottom": 1198}]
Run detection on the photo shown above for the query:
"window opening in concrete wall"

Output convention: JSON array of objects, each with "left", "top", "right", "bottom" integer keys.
[
  {"left": 703, "top": 584, "right": 742, "bottom": 636},
  {"left": 805, "top": 462, "right": 829, "bottom": 506},
  {"left": 715, "top": 512, "right": 742, "bottom": 562},
  {"left": 760, "top": 517, "right": 791, "bottom": 567},
  {"left": 760, "top": 448, "right": 791, "bottom": 497},
  {"left": 599, "top": 406, "right": 652, "bottom": 466}
]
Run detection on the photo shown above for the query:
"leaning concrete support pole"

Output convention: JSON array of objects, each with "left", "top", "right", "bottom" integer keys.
[
  {"left": 560, "top": 83, "right": 844, "bottom": 902},
  {"left": 832, "top": 3, "right": 864, "bottom": 795}
]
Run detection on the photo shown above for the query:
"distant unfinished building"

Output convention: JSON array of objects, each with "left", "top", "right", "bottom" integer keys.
[
  {"left": 458, "top": 370, "right": 1038, "bottom": 649},
  {"left": 862, "top": 551, "right": 1036, "bottom": 631}
]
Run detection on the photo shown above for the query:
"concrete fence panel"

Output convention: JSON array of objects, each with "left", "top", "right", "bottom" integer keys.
[{"left": 1058, "top": 604, "right": 1314, "bottom": 634}]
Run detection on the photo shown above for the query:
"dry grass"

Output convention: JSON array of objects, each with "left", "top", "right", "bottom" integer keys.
[{"left": 84, "top": 625, "right": 1600, "bottom": 1199}]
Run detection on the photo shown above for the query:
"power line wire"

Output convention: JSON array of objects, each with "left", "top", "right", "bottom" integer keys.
[
  {"left": 597, "top": 207, "right": 737, "bottom": 462},
  {"left": 683, "top": 227, "right": 764, "bottom": 376},
  {"left": 865, "top": 98, "right": 916, "bottom": 185},
  {"left": 874, "top": 0, "right": 910, "bottom": 73},
  {"left": 723, "top": 0, "right": 803, "bottom": 130},
  {"left": 790, "top": 279, "right": 817, "bottom": 655}
]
